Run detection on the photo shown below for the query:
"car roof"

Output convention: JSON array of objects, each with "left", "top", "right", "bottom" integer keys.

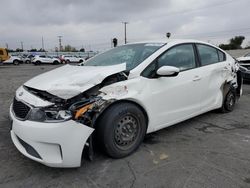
[
  {"left": 128, "top": 39, "right": 210, "bottom": 45},
  {"left": 127, "top": 39, "right": 224, "bottom": 52}
]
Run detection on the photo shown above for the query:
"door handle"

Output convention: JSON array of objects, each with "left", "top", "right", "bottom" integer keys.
[
  {"left": 193, "top": 76, "right": 201, "bottom": 81},
  {"left": 223, "top": 67, "right": 228, "bottom": 70}
]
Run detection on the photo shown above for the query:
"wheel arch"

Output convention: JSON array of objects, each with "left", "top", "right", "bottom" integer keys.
[
  {"left": 95, "top": 99, "right": 149, "bottom": 131},
  {"left": 222, "top": 80, "right": 236, "bottom": 99}
]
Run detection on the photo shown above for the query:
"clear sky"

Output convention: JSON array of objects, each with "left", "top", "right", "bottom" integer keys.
[{"left": 1, "top": 0, "right": 250, "bottom": 51}]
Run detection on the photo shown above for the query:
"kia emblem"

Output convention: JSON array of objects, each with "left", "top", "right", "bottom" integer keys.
[{"left": 19, "top": 92, "right": 23, "bottom": 97}]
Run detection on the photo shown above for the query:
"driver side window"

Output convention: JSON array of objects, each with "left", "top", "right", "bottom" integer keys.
[
  {"left": 158, "top": 44, "right": 196, "bottom": 71},
  {"left": 142, "top": 44, "right": 196, "bottom": 78}
]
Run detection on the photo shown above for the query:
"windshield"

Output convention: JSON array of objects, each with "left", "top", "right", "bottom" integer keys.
[{"left": 84, "top": 43, "right": 165, "bottom": 70}]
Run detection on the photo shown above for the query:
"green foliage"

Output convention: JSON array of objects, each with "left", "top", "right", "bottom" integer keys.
[
  {"left": 15, "top": 48, "right": 23, "bottom": 52},
  {"left": 219, "top": 36, "right": 245, "bottom": 50},
  {"left": 63, "top": 45, "right": 77, "bottom": 52}
]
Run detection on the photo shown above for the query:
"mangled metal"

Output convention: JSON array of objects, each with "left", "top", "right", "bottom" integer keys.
[{"left": 24, "top": 64, "right": 126, "bottom": 99}]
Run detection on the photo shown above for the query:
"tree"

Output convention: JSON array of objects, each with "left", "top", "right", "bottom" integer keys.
[
  {"left": 63, "top": 45, "right": 77, "bottom": 52},
  {"left": 219, "top": 36, "right": 245, "bottom": 50},
  {"left": 29, "top": 48, "right": 37, "bottom": 52},
  {"left": 38, "top": 48, "right": 46, "bottom": 52},
  {"left": 80, "top": 48, "right": 85, "bottom": 52},
  {"left": 16, "top": 48, "right": 23, "bottom": 52}
]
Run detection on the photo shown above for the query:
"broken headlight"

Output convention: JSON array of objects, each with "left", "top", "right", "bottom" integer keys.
[{"left": 28, "top": 108, "right": 72, "bottom": 122}]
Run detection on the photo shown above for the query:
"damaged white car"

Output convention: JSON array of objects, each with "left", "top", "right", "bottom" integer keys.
[{"left": 10, "top": 40, "right": 242, "bottom": 167}]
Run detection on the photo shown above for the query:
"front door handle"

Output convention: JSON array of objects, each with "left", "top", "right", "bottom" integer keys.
[{"left": 193, "top": 76, "right": 201, "bottom": 81}]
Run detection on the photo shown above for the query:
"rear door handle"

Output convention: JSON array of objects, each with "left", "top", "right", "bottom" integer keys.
[
  {"left": 223, "top": 67, "right": 229, "bottom": 70},
  {"left": 193, "top": 76, "right": 201, "bottom": 81}
]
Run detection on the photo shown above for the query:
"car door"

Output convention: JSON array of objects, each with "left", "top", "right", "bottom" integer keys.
[
  {"left": 39, "top": 55, "right": 46, "bottom": 63},
  {"left": 195, "top": 44, "right": 229, "bottom": 111},
  {"left": 46, "top": 56, "right": 53, "bottom": 63},
  {"left": 141, "top": 43, "right": 204, "bottom": 131}
]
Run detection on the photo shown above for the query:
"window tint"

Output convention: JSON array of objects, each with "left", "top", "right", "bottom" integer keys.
[
  {"left": 158, "top": 44, "right": 196, "bottom": 71},
  {"left": 197, "top": 44, "right": 219, "bottom": 66},
  {"left": 218, "top": 50, "right": 225, "bottom": 62},
  {"left": 40, "top": 55, "right": 46, "bottom": 58}
]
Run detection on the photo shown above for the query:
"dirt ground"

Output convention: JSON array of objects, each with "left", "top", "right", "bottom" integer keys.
[{"left": 0, "top": 64, "right": 250, "bottom": 188}]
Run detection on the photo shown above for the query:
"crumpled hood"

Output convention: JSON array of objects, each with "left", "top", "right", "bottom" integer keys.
[{"left": 24, "top": 64, "right": 126, "bottom": 99}]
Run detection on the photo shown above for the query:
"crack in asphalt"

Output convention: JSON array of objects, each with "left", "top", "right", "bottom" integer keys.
[
  {"left": 195, "top": 121, "right": 250, "bottom": 133},
  {"left": 125, "top": 160, "right": 137, "bottom": 188}
]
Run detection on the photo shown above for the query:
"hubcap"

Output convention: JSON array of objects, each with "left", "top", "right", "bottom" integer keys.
[
  {"left": 114, "top": 115, "right": 139, "bottom": 149},
  {"left": 227, "top": 93, "right": 235, "bottom": 110}
]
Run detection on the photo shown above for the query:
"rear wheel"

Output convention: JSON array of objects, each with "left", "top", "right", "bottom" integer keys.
[
  {"left": 53, "top": 61, "right": 59, "bottom": 65},
  {"left": 97, "top": 102, "right": 147, "bottom": 158},
  {"left": 220, "top": 88, "right": 236, "bottom": 113}
]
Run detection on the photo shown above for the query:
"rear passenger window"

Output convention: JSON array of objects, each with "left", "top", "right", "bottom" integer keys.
[
  {"left": 218, "top": 50, "right": 226, "bottom": 62},
  {"left": 197, "top": 44, "right": 219, "bottom": 66}
]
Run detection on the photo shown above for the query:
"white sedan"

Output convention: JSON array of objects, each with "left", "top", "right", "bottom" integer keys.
[{"left": 10, "top": 39, "right": 242, "bottom": 167}]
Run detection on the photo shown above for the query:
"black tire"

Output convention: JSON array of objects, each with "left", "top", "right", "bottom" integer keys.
[
  {"left": 53, "top": 61, "right": 59, "bottom": 65},
  {"left": 26, "top": 60, "right": 31, "bottom": 64},
  {"left": 97, "top": 102, "right": 147, "bottom": 158},
  {"left": 79, "top": 59, "right": 83, "bottom": 63},
  {"left": 35, "top": 61, "right": 41, "bottom": 65},
  {"left": 66, "top": 60, "right": 70, "bottom": 64},
  {"left": 220, "top": 88, "right": 236, "bottom": 113},
  {"left": 13, "top": 60, "right": 19, "bottom": 65}
]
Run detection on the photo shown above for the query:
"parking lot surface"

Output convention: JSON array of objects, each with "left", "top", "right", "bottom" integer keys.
[{"left": 0, "top": 64, "right": 250, "bottom": 188}]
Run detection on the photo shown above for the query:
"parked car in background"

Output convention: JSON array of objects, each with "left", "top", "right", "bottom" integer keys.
[
  {"left": 10, "top": 40, "right": 242, "bottom": 168},
  {"left": 32, "top": 55, "right": 60, "bottom": 65},
  {"left": 22, "top": 54, "right": 34, "bottom": 64},
  {"left": 3, "top": 55, "right": 21, "bottom": 65},
  {"left": 61, "top": 55, "right": 85, "bottom": 63},
  {"left": 0, "top": 48, "right": 10, "bottom": 63},
  {"left": 237, "top": 53, "right": 250, "bottom": 81}
]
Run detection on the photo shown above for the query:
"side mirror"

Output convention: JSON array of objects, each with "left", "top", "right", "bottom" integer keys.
[{"left": 156, "top": 66, "right": 180, "bottom": 77}]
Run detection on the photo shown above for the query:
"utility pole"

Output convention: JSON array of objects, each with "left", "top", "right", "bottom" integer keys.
[
  {"left": 42, "top": 36, "right": 45, "bottom": 51},
  {"left": 122, "top": 22, "right": 128, "bottom": 44},
  {"left": 5, "top": 43, "right": 8, "bottom": 49},
  {"left": 21, "top": 41, "right": 23, "bottom": 51},
  {"left": 57, "top": 36, "right": 63, "bottom": 51}
]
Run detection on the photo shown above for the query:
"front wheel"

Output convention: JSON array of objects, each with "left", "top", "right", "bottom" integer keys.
[
  {"left": 13, "top": 60, "right": 19, "bottom": 65},
  {"left": 97, "top": 102, "right": 147, "bottom": 158}
]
